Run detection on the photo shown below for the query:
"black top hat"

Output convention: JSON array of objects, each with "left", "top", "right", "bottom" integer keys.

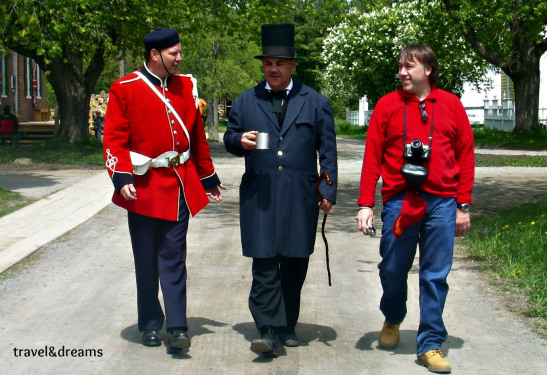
[
  {"left": 254, "top": 23, "right": 296, "bottom": 60},
  {"left": 144, "top": 28, "right": 180, "bottom": 51}
]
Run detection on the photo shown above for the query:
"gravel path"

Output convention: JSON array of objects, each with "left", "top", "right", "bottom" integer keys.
[{"left": 0, "top": 138, "right": 545, "bottom": 375}]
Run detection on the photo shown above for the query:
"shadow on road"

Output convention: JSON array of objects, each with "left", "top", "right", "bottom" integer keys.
[
  {"left": 120, "top": 316, "right": 229, "bottom": 345},
  {"left": 356, "top": 330, "right": 464, "bottom": 356},
  {"left": 0, "top": 173, "right": 58, "bottom": 190},
  {"left": 232, "top": 321, "right": 337, "bottom": 347}
]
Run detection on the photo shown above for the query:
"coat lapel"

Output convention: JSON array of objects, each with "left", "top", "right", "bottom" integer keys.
[
  {"left": 254, "top": 80, "right": 306, "bottom": 134},
  {"left": 255, "top": 83, "right": 280, "bottom": 130},
  {"left": 281, "top": 80, "right": 305, "bottom": 137}
]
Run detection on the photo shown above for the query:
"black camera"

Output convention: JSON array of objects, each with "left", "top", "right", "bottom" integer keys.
[
  {"left": 403, "top": 139, "right": 431, "bottom": 162},
  {"left": 401, "top": 139, "right": 430, "bottom": 191}
]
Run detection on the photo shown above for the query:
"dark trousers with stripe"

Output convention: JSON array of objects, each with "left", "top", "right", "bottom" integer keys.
[
  {"left": 249, "top": 255, "right": 309, "bottom": 332},
  {"left": 128, "top": 206, "right": 189, "bottom": 332}
]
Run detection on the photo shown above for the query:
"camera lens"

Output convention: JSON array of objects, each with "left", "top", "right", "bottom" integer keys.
[
  {"left": 410, "top": 139, "right": 424, "bottom": 158},
  {"left": 411, "top": 139, "right": 423, "bottom": 149}
]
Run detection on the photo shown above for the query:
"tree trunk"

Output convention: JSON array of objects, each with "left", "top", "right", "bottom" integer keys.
[
  {"left": 207, "top": 99, "right": 219, "bottom": 141},
  {"left": 506, "top": 51, "right": 540, "bottom": 133},
  {"left": 48, "top": 72, "right": 93, "bottom": 141},
  {"left": 42, "top": 48, "right": 105, "bottom": 142}
]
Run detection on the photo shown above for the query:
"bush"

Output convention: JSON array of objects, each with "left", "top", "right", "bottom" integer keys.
[{"left": 335, "top": 120, "right": 367, "bottom": 139}]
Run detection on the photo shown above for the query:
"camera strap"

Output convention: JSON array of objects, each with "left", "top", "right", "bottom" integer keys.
[{"left": 403, "top": 98, "right": 435, "bottom": 150}]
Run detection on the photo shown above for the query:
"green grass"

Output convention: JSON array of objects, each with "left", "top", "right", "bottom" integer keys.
[
  {"left": 0, "top": 186, "right": 33, "bottom": 218},
  {"left": 473, "top": 125, "right": 547, "bottom": 149},
  {"left": 464, "top": 200, "right": 547, "bottom": 320},
  {"left": 217, "top": 119, "right": 228, "bottom": 133},
  {"left": 475, "top": 155, "right": 547, "bottom": 167},
  {"left": 335, "top": 120, "right": 368, "bottom": 139},
  {"left": 0, "top": 137, "right": 104, "bottom": 165},
  {"left": 205, "top": 120, "right": 227, "bottom": 135}
]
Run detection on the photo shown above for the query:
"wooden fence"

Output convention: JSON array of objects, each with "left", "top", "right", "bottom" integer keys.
[{"left": 484, "top": 98, "right": 515, "bottom": 131}]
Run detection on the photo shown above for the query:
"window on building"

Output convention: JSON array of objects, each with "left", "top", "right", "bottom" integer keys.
[
  {"left": 24, "top": 57, "right": 42, "bottom": 107},
  {"left": 0, "top": 53, "right": 8, "bottom": 98}
]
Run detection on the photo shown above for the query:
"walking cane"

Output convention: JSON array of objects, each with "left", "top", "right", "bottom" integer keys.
[{"left": 316, "top": 171, "right": 333, "bottom": 286}]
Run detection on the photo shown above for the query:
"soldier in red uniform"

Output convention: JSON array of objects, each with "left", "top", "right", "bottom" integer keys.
[{"left": 103, "top": 28, "right": 224, "bottom": 353}]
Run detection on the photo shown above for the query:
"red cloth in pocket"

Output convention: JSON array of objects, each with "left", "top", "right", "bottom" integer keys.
[{"left": 393, "top": 191, "right": 427, "bottom": 238}]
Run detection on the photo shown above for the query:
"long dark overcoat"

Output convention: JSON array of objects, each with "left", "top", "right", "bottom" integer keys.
[{"left": 224, "top": 80, "right": 337, "bottom": 258}]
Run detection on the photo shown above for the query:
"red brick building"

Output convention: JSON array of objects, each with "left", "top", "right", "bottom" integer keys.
[{"left": 1, "top": 49, "right": 48, "bottom": 122}]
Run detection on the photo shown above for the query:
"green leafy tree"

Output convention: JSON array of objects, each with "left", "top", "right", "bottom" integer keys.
[
  {"left": 0, "top": 0, "right": 354, "bottom": 141},
  {"left": 290, "top": 0, "right": 349, "bottom": 89},
  {"left": 176, "top": 0, "right": 292, "bottom": 140},
  {"left": 191, "top": 0, "right": 349, "bottom": 101},
  {"left": 181, "top": 29, "right": 262, "bottom": 140},
  {"left": 441, "top": 0, "right": 547, "bottom": 133},
  {"left": 349, "top": 0, "right": 402, "bottom": 13},
  {"left": 182, "top": 0, "right": 350, "bottom": 131},
  {"left": 0, "top": 0, "right": 177, "bottom": 141},
  {"left": 94, "top": 53, "right": 141, "bottom": 94},
  {"left": 322, "top": 0, "right": 491, "bottom": 108}
]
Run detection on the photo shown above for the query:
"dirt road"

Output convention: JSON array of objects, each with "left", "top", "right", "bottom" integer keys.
[{"left": 0, "top": 139, "right": 545, "bottom": 374}]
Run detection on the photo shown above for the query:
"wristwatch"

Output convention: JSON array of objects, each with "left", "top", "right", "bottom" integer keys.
[{"left": 457, "top": 203, "right": 471, "bottom": 212}]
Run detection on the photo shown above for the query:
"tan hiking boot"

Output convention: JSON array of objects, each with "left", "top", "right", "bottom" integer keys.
[
  {"left": 417, "top": 349, "right": 451, "bottom": 373},
  {"left": 379, "top": 321, "right": 400, "bottom": 348}
]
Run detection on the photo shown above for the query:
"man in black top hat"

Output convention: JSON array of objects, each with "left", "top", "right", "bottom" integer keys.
[{"left": 224, "top": 23, "right": 337, "bottom": 358}]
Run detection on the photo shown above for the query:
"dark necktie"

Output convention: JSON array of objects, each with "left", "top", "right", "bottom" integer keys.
[
  {"left": 267, "top": 90, "right": 288, "bottom": 124},
  {"left": 267, "top": 90, "right": 286, "bottom": 112}
]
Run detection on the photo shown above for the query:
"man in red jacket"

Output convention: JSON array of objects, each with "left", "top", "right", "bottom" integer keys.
[
  {"left": 356, "top": 44, "right": 474, "bottom": 373},
  {"left": 103, "top": 28, "right": 223, "bottom": 353}
]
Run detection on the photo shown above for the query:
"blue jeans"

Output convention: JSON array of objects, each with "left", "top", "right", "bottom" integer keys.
[{"left": 379, "top": 191, "right": 456, "bottom": 355}]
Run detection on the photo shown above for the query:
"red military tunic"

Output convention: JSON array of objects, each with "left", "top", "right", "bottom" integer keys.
[{"left": 103, "top": 66, "right": 220, "bottom": 220}]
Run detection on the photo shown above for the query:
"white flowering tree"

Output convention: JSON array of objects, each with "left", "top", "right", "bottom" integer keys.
[{"left": 322, "top": 0, "right": 491, "bottom": 107}]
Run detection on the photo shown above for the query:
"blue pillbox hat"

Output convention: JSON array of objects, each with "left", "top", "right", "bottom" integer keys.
[{"left": 143, "top": 28, "right": 180, "bottom": 51}]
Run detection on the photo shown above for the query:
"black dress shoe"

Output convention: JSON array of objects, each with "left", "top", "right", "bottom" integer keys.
[
  {"left": 167, "top": 328, "right": 191, "bottom": 350},
  {"left": 142, "top": 329, "right": 161, "bottom": 347},
  {"left": 278, "top": 328, "right": 299, "bottom": 347},
  {"left": 250, "top": 326, "right": 278, "bottom": 357}
]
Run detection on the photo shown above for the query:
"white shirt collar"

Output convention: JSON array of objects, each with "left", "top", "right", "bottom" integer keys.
[{"left": 265, "top": 79, "right": 293, "bottom": 93}]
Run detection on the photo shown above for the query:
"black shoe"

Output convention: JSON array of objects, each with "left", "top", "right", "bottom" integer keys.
[
  {"left": 142, "top": 329, "right": 161, "bottom": 347},
  {"left": 250, "top": 326, "right": 278, "bottom": 357},
  {"left": 278, "top": 328, "right": 299, "bottom": 347},
  {"left": 167, "top": 328, "right": 191, "bottom": 350}
]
